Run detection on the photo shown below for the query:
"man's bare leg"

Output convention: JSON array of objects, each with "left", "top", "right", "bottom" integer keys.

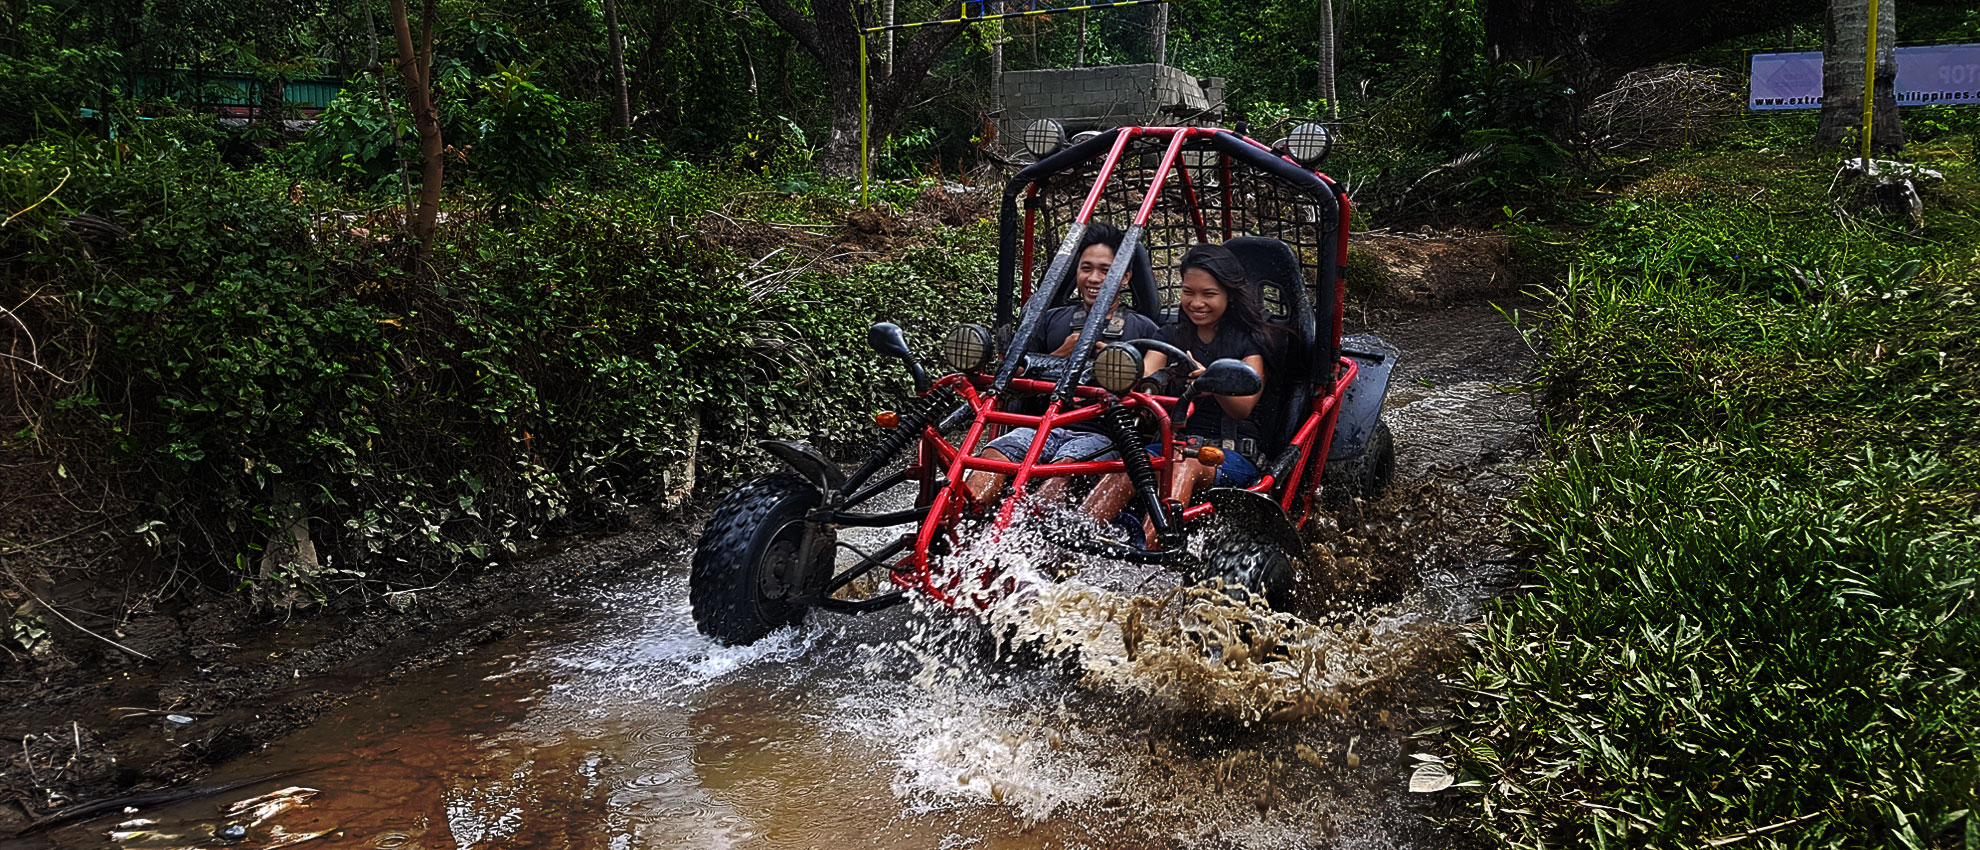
[{"left": 964, "top": 448, "right": 1013, "bottom": 504}]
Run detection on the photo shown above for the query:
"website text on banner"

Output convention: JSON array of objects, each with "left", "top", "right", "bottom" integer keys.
[{"left": 1750, "top": 43, "right": 1980, "bottom": 110}]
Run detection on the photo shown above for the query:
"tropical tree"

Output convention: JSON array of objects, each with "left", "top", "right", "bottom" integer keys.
[
  {"left": 1483, "top": 0, "right": 1827, "bottom": 91},
  {"left": 754, "top": 0, "right": 971, "bottom": 176}
]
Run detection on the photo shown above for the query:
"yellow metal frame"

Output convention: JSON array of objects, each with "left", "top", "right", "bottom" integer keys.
[{"left": 1861, "top": 0, "right": 1880, "bottom": 163}]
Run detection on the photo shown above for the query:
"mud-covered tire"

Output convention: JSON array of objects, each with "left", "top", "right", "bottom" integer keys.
[
  {"left": 1194, "top": 527, "right": 1295, "bottom": 609},
  {"left": 690, "top": 475, "right": 827, "bottom": 646},
  {"left": 1190, "top": 491, "right": 1300, "bottom": 610},
  {"left": 1322, "top": 420, "right": 1394, "bottom": 508}
]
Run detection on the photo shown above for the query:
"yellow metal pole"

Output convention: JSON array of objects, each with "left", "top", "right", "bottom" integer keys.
[
  {"left": 1861, "top": 0, "right": 1879, "bottom": 163},
  {"left": 859, "top": 28, "right": 871, "bottom": 207}
]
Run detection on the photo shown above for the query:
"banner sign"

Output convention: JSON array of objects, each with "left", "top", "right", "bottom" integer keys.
[{"left": 1751, "top": 44, "right": 1980, "bottom": 109}]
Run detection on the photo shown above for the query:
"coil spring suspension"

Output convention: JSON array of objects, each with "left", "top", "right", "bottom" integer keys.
[
  {"left": 843, "top": 387, "right": 960, "bottom": 493},
  {"left": 1098, "top": 404, "right": 1174, "bottom": 543}
]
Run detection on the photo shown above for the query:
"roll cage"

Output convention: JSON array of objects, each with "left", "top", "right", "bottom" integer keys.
[{"left": 850, "top": 125, "right": 1362, "bottom": 606}]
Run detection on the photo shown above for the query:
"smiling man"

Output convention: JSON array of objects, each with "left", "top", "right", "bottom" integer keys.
[{"left": 966, "top": 222, "right": 1160, "bottom": 503}]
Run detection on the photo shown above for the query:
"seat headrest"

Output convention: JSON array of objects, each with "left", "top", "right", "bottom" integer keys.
[{"left": 1221, "top": 236, "right": 1306, "bottom": 323}]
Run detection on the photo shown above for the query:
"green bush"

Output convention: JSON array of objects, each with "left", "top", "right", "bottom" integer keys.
[
  {"left": 1447, "top": 139, "right": 1980, "bottom": 848},
  {"left": 303, "top": 87, "right": 403, "bottom": 191},
  {"left": 1456, "top": 432, "right": 1979, "bottom": 848},
  {"left": 467, "top": 62, "right": 592, "bottom": 207},
  {"left": 1, "top": 126, "right": 991, "bottom": 600}
]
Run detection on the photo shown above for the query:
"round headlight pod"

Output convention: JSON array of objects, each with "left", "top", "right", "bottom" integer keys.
[
  {"left": 1286, "top": 121, "right": 1333, "bottom": 165},
  {"left": 1093, "top": 344, "right": 1144, "bottom": 395},
  {"left": 1070, "top": 129, "right": 1103, "bottom": 146},
  {"left": 941, "top": 323, "right": 994, "bottom": 373},
  {"left": 1023, "top": 119, "right": 1067, "bottom": 157}
]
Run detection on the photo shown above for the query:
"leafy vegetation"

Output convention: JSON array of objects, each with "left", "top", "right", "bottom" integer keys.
[
  {"left": 2, "top": 124, "right": 989, "bottom": 601},
  {"left": 1448, "top": 122, "right": 1980, "bottom": 847}
]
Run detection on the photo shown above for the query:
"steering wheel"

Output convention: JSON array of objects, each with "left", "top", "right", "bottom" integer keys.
[{"left": 1124, "top": 338, "right": 1200, "bottom": 393}]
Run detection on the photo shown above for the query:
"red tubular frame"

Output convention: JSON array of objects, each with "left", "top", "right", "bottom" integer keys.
[{"left": 879, "top": 127, "right": 1354, "bottom": 609}]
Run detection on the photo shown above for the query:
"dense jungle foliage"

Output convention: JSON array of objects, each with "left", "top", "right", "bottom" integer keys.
[
  {"left": 2, "top": 0, "right": 1979, "bottom": 844},
  {"left": 1451, "top": 120, "right": 1980, "bottom": 847}
]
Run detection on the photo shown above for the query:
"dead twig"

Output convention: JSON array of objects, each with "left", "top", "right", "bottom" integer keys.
[
  {"left": 20, "top": 735, "right": 40, "bottom": 786},
  {"left": 5, "top": 581, "right": 152, "bottom": 661},
  {"left": 2, "top": 168, "right": 71, "bottom": 228},
  {"left": 1703, "top": 811, "right": 1826, "bottom": 846}
]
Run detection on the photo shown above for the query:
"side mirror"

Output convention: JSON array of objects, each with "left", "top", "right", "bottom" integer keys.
[
  {"left": 1191, "top": 358, "right": 1262, "bottom": 397},
  {"left": 868, "top": 322, "right": 913, "bottom": 359},
  {"left": 868, "top": 322, "right": 930, "bottom": 393}
]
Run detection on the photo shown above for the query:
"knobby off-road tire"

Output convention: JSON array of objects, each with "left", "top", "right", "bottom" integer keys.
[
  {"left": 1194, "top": 524, "right": 1296, "bottom": 610},
  {"left": 690, "top": 475, "right": 829, "bottom": 646},
  {"left": 1189, "top": 489, "right": 1301, "bottom": 610},
  {"left": 1322, "top": 420, "right": 1395, "bottom": 508}
]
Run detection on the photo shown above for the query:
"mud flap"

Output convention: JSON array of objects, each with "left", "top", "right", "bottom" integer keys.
[
  {"left": 1330, "top": 333, "right": 1400, "bottom": 461},
  {"left": 1194, "top": 488, "right": 1303, "bottom": 608},
  {"left": 758, "top": 440, "right": 847, "bottom": 492}
]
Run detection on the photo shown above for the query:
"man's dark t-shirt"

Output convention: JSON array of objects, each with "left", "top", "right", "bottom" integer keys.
[{"left": 1029, "top": 305, "right": 1162, "bottom": 354}]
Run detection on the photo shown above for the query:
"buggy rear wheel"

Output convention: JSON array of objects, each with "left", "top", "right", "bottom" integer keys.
[
  {"left": 1322, "top": 420, "right": 1394, "bottom": 508},
  {"left": 690, "top": 475, "right": 832, "bottom": 645}
]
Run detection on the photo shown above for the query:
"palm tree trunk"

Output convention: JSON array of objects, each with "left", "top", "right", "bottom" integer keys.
[
  {"left": 1817, "top": 0, "right": 1903, "bottom": 151},
  {"left": 1318, "top": 0, "right": 1338, "bottom": 118}
]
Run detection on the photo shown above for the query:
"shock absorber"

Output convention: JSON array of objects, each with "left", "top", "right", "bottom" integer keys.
[
  {"left": 842, "top": 386, "right": 961, "bottom": 493},
  {"left": 1097, "top": 403, "right": 1176, "bottom": 545}
]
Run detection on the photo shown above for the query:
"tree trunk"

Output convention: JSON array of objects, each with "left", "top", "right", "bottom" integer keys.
[
  {"left": 1077, "top": 11, "right": 1087, "bottom": 66},
  {"left": 1317, "top": 0, "right": 1337, "bottom": 118},
  {"left": 1151, "top": 2, "right": 1168, "bottom": 67},
  {"left": 991, "top": 20, "right": 1004, "bottom": 103},
  {"left": 389, "top": 0, "right": 443, "bottom": 268},
  {"left": 883, "top": 0, "right": 895, "bottom": 77},
  {"left": 758, "top": 0, "right": 970, "bottom": 177},
  {"left": 604, "top": 0, "right": 632, "bottom": 136},
  {"left": 1817, "top": 0, "right": 1903, "bottom": 151}
]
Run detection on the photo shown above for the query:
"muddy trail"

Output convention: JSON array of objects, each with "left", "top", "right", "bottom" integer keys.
[{"left": 4, "top": 290, "right": 1538, "bottom": 850}]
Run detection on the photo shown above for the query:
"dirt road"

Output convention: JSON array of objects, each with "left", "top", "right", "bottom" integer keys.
[{"left": 7, "top": 291, "right": 1537, "bottom": 849}]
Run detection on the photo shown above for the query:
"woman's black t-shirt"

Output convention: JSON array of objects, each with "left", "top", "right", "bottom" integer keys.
[{"left": 1167, "top": 323, "right": 1266, "bottom": 447}]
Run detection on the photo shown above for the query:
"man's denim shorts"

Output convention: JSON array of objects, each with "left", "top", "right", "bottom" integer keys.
[{"left": 984, "top": 427, "right": 1118, "bottom": 463}]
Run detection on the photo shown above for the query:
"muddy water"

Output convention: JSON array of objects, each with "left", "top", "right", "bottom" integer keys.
[{"left": 28, "top": 298, "right": 1537, "bottom": 850}]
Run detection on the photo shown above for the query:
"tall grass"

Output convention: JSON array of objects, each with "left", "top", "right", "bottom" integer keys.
[{"left": 1448, "top": 134, "right": 1980, "bottom": 847}]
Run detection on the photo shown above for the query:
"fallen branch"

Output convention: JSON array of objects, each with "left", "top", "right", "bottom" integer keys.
[
  {"left": 5, "top": 580, "right": 152, "bottom": 661},
  {"left": 12, "top": 767, "right": 323, "bottom": 836}
]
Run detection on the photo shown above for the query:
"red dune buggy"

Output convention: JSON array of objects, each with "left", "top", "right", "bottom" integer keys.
[{"left": 691, "top": 122, "right": 1399, "bottom": 645}]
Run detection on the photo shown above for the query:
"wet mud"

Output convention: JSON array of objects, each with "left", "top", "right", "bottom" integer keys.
[{"left": 5, "top": 294, "right": 1539, "bottom": 849}]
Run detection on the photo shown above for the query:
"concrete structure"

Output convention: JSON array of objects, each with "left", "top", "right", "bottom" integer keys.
[{"left": 998, "top": 64, "right": 1224, "bottom": 152}]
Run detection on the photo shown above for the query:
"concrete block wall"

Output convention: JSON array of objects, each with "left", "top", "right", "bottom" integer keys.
[{"left": 997, "top": 64, "right": 1223, "bottom": 153}]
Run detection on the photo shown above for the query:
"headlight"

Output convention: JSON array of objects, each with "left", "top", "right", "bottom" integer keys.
[
  {"left": 1023, "top": 119, "right": 1066, "bottom": 158},
  {"left": 1286, "top": 121, "right": 1333, "bottom": 165},
  {"left": 1093, "top": 344, "right": 1143, "bottom": 395},
  {"left": 941, "top": 323, "right": 994, "bottom": 373}
]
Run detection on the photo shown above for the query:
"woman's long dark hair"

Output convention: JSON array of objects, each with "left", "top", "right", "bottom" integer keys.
[{"left": 1169, "top": 243, "right": 1266, "bottom": 347}]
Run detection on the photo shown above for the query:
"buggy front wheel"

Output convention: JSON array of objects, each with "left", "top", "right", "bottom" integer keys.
[{"left": 690, "top": 475, "right": 832, "bottom": 645}]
